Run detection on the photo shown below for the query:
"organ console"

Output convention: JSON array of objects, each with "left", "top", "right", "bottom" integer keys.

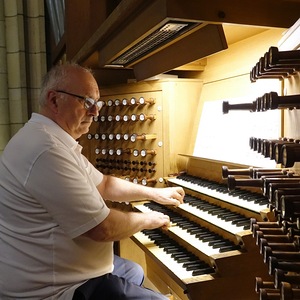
[
  {"left": 119, "top": 157, "right": 275, "bottom": 300},
  {"left": 77, "top": 44, "right": 300, "bottom": 299}
]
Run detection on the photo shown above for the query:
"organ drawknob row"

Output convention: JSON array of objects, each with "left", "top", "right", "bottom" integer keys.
[
  {"left": 222, "top": 165, "right": 300, "bottom": 220},
  {"left": 90, "top": 89, "right": 159, "bottom": 185},
  {"left": 96, "top": 164, "right": 156, "bottom": 174},
  {"left": 94, "top": 133, "right": 157, "bottom": 142},
  {"left": 106, "top": 97, "right": 155, "bottom": 106},
  {"left": 252, "top": 218, "right": 300, "bottom": 300},
  {"left": 223, "top": 92, "right": 300, "bottom": 114},
  {"left": 223, "top": 48, "right": 300, "bottom": 117},
  {"left": 96, "top": 158, "right": 156, "bottom": 166},
  {"left": 250, "top": 136, "right": 300, "bottom": 167},
  {"left": 95, "top": 148, "right": 156, "bottom": 157},
  {"left": 123, "top": 176, "right": 158, "bottom": 186},
  {"left": 99, "top": 113, "right": 156, "bottom": 122},
  {"left": 224, "top": 163, "right": 300, "bottom": 299},
  {"left": 250, "top": 46, "right": 300, "bottom": 82}
]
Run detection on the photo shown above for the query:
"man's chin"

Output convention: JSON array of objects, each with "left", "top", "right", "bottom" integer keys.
[
  {"left": 77, "top": 124, "right": 91, "bottom": 137},
  {"left": 82, "top": 122, "right": 92, "bottom": 128}
]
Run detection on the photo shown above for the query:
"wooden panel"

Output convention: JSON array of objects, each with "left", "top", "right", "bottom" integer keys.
[
  {"left": 65, "top": 0, "right": 106, "bottom": 60},
  {"left": 165, "top": 0, "right": 300, "bottom": 28},
  {"left": 69, "top": 0, "right": 146, "bottom": 63},
  {"left": 198, "top": 28, "right": 286, "bottom": 84},
  {"left": 79, "top": 79, "right": 203, "bottom": 187}
]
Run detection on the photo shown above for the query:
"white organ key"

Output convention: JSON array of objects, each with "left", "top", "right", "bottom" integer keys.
[
  {"left": 135, "top": 202, "right": 157, "bottom": 213},
  {"left": 168, "top": 177, "right": 267, "bottom": 213},
  {"left": 168, "top": 225, "right": 220, "bottom": 256}
]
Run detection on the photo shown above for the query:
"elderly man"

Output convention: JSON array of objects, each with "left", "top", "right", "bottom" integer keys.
[{"left": 0, "top": 64, "right": 184, "bottom": 299}]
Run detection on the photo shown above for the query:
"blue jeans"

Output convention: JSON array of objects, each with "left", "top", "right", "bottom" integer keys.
[
  {"left": 112, "top": 255, "right": 145, "bottom": 286},
  {"left": 72, "top": 255, "right": 168, "bottom": 300}
]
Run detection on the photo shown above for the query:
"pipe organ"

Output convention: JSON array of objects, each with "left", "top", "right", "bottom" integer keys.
[{"left": 79, "top": 45, "right": 300, "bottom": 299}]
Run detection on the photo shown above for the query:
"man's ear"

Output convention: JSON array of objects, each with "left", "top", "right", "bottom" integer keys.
[{"left": 47, "top": 90, "right": 59, "bottom": 112}]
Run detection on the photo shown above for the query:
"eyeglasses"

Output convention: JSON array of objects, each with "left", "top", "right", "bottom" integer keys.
[{"left": 56, "top": 90, "right": 104, "bottom": 111}]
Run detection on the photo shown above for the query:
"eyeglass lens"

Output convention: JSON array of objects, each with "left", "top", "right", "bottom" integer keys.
[{"left": 84, "top": 98, "right": 104, "bottom": 110}]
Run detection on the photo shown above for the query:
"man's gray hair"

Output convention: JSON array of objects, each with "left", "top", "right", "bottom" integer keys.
[{"left": 39, "top": 63, "right": 93, "bottom": 107}]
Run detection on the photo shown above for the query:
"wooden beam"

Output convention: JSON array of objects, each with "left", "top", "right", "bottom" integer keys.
[
  {"left": 71, "top": 0, "right": 148, "bottom": 63},
  {"left": 165, "top": 0, "right": 300, "bottom": 28}
]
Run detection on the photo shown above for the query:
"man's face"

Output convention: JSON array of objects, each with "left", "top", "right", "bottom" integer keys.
[{"left": 53, "top": 70, "right": 100, "bottom": 139}]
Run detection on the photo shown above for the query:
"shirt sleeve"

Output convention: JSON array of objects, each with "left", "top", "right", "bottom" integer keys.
[
  {"left": 24, "top": 146, "right": 110, "bottom": 239},
  {"left": 81, "top": 154, "right": 103, "bottom": 186}
]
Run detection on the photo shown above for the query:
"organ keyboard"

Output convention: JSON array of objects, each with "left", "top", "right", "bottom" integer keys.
[
  {"left": 168, "top": 175, "right": 271, "bottom": 220},
  {"left": 120, "top": 158, "right": 275, "bottom": 300}
]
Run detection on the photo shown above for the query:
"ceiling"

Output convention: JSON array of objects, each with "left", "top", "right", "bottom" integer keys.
[
  {"left": 171, "top": 24, "right": 271, "bottom": 73},
  {"left": 223, "top": 24, "right": 269, "bottom": 45}
]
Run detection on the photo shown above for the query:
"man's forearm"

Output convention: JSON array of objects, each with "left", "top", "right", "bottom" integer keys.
[
  {"left": 83, "top": 208, "right": 170, "bottom": 242},
  {"left": 97, "top": 175, "right": 153, "bottom": 202}
]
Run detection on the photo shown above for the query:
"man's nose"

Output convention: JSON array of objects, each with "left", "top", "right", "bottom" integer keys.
[{"left": 88, "top": 104, "right": 99, "bottom": 117}]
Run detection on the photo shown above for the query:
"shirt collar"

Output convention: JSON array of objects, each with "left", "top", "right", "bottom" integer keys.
[{"left": 29, "top": 113, "right": 80, "bottom": 150}]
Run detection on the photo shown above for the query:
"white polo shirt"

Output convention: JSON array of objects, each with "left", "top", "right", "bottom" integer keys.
[{"left": 0, "top": 113, "right": 112, "bottom": 299}]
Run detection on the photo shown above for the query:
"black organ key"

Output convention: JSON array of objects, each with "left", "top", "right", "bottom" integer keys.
[
  {"left": 175, "top": 255, "right": 196, "bottom": 263},
  {"left": 176, "top": 174, "right": 269, "bottom": 207},
  {"left": 201, "top": 233, "right": 220, "bottom": 242},
  {"left": 143, "top": 202, "right": 241, "bottom": 253},
  {"left": 183, "top": 195, "right": 251, "bottom": 230},
  {"left": 142, "top": 229, "right": 215, "bottom": 276}
]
